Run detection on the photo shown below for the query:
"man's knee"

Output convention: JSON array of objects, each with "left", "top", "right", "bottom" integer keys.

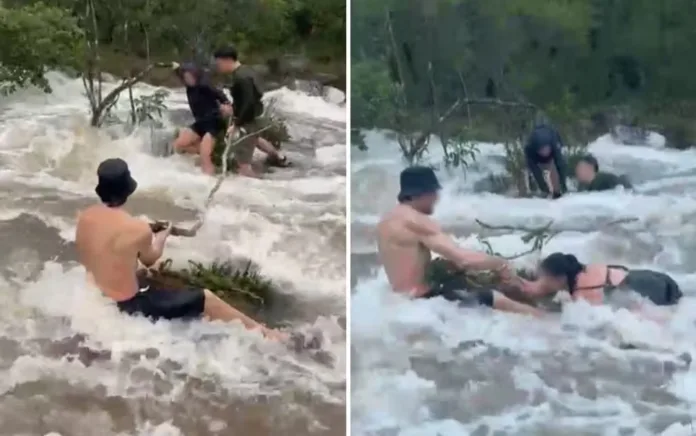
[
  {"left": 237, "top": 163, "right": 255, "bottom": 177},
  {"left": 200, "top": 133, "right": 216, "bottom": 151}
]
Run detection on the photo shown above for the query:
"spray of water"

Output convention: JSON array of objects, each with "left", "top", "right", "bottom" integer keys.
[
  {"left": 0, "top": 72, "right": 346, "bottom": 435},
  {"left": 351, "top": 131, "right": 696, "bottom": 435}
]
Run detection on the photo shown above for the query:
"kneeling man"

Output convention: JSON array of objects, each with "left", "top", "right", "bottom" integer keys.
[{"left": 377, "top": 166, "right": 543, "bottom": 316}]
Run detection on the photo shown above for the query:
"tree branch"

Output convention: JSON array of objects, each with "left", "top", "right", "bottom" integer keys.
[
  {"left": 148, "top": 125, "right": 274, "bottom": 237},
  {"left": 90, "top": 61, "right": 173, "bottom": 126},
  {"left": 474, "top": 217, "right": 640, "bottom": 260}
]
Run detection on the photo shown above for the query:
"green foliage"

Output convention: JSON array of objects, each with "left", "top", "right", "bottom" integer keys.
[
  {"left": 0, "top": 2, "right": 83, "bottom": 94},
  {"left": 425, "top": 257, "right": 542, "bottom": 308},
  {"left": 351, "top": 60, "right": 399, "bottom": 129},
  {"left": 2, "top": 0, "right": 345, "bottom": 95},
  {"left": 352, "top": 0, "right": 696, "bottom": 152},
  {"left": 147, "top": 258, "right": 275, "bottom": 310},
  {"left": 129, "top": 89, "right": 170, "bottom": 126},
  {"left": 211, "top": 115, "right": 290, "bottom": 170}
]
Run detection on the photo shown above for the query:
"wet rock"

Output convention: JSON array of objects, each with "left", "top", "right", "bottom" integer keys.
[
  {"left": 268, "top": 54, "right": 312, "bottom": 76},
  {"left": 659, "top": 123, "right": 696, "bottom": 150},
  {"left": 611, "top": 125, "right": 650, "bottom": 145},
  {"left": 248, "top": 63, "right": 271, "bottom": 77}
]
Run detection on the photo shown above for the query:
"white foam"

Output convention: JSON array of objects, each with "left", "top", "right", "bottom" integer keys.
[
  {"left": 0, "top": 72, "right": 346, "bottom": 433},
  {"left": 352, "top": 130, "right": 696, "bottom": 434}
]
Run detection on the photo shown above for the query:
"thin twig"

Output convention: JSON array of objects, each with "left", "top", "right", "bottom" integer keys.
[
  {"left": 475, "top": 217, "right": 640, "bottom": 260},
  {"left": 150, "top": 124, "right": 274, "bottom": 237}
]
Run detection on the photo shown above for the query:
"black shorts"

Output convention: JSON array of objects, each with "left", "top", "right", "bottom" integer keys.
[
  {"left": 117, "top": 286, "right": 206, "bottom": 320},
  {"left": 190, "top": 118, "right": 226, "bottom": 138},
  {"left": 422, "top": 287, "right": 494, "bottom": 308},
  {"left": 623, "top": 270, "right": 683, "bottom": 306}
]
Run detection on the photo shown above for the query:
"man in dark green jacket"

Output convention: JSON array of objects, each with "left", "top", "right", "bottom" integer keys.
[
  {"left": 213, "top": 46, "right": 290, "bottom": 178},
  {"left": 575, "top": 154, "right": 632, "bottom": 192}
]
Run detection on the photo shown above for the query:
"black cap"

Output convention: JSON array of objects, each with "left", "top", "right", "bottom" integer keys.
[
  {"left": 531, "top": 125, "right": 555, "bottom": 147},
  {"left": 397, "top": 166, "right": 441, "bottom": 202},
  {"left": 95, "top": 158, "right": 138, "bottom": 207},
  {"left": 213, "top": 46, "right": 238, "bottom": 61}
]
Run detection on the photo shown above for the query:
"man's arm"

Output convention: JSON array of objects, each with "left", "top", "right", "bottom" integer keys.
[
  {"left": 551, "top": 138, "right": 569, "bottom": 192},
  {"left": 525, "top": 145, "right": 549, "bottom": 194},
  {"left": 491, "top": 291, "right": 544, "bottom": 317},
  {"left": 232, "top": 76, "right": 258, "bottom": 125},
  {"left": 413, "top": 219, "right": 507, "bottom": 271},
  {"left": 518, "top": 278, "right": 554, "bottom": 297},
  {"left": 137, "top": 222, "right": 168, "bottom": 267},
  {"left": 205, "top": 85, "right": 230, "bottom": 105}
]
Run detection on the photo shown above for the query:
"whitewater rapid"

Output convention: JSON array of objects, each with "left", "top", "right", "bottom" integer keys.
[
  {"left": 0, "top": 72, "right": 346, "bottom": 435},
  {"left": 351, "top": 131, "right": 696, "bottom": 435}
]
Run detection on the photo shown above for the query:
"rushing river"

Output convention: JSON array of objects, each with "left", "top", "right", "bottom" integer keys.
[
  {"left": 0, "top": 72, "right": 346, "bottom": 435},
  {"left": 351, "top": 130, "right": 696, "bottom": 436}
]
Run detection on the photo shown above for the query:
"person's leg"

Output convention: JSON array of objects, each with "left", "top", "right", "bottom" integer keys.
[
  {"left": 255, "top": 136, "right": 280, "bottom": 156},
  {"left": 131, "top": 285, "right": 286, "bottom": 340},
  {"left": 199, "top": 132, "right": 217, "bottom": 175},
  {"left": 429, "top": 287, "right": 542, "bottom": 317},
  {"left": 234, "top": 130, "right": 260, "bottom": 178},
  {"left": 202, "top": 289, "right": 286, "bottom": 340},
  {"left": 173, "top": 126, "right": 202, "bottom": 154},
  {"left": 491, "top": 290, "right": 544, "bottom": 317},
  {"left": 250, "top": 119, "right": 291, "bottom": 167}
]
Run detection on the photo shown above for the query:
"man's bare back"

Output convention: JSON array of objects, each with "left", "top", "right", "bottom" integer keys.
[
  {"left": 377, "top": 204, "right": 433, "bottom": 296},
  {"left": 75, "top": 204, "right": 149, "bottom": 302},
  {"left": 377, "top": 166, "right": 544, "bottom": 317}
]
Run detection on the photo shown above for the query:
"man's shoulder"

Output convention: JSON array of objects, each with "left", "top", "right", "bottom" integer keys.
[
  {"left": 233, "top": 65, "right": 256, "bottom": 80},
  {"left": 595, "top": 171, "right": 621, "bottom": 185}
]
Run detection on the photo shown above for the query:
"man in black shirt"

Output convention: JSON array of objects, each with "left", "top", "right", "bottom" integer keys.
[
  {"left": 575, "top": 154, "right": 632, "bottom": 192},
  {"left": 172, "top": 63, "right": 233, "bottom": 175},
  {"left": 524, "top": 124, "right": 569, "bottom": 198},
  {"left": 213, "top": 46, "right": 289, "bottom": 178}
]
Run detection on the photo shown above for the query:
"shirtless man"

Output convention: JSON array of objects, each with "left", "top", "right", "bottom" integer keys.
[
  {"left": 377, "top": 166, "right": 542, "bottom": 316},
  {"left": 75, "top": 158, "right": 284, "bottom": 340}
]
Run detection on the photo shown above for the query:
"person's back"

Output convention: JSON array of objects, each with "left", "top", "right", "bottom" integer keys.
[
  {"left": 76, "top": 205, "right": 143, "bottom": 302},
  {"left": 579, "top": 171, "right": 631, "bottom": 192},
  {"left": 524, "top": 124, "right": 568, "bottom": 196},
  {"left": 185, "top": 85, "right": 222, "bottom": 121},
  {"left": 525, "top": 125, "right": 559, "bottom": 164},
  {"left": 377, "top": 205, "right": 431, "bottom": 295},
  {"left": 230, "top": 64, "right": 264, "bottom": 124}
]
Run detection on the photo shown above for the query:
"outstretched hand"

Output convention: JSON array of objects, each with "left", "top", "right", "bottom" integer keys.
[{"left": 496, "top": 263, "right": 517, "bottom": 285}]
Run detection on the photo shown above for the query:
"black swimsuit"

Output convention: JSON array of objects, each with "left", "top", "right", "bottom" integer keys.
[{"left": 574, "top": 265, "right": 682, "bottom": 306}]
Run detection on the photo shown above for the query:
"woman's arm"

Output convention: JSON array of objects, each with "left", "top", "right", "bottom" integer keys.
[
  {"left": 573, "top": 289, "right": 603, "bottom": 305},
  {"left": 518, "top": 278, "right": 554, "bottom": 297}
]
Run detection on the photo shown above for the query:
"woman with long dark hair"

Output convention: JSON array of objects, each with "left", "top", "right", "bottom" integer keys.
[{"left": 517, "top": 252, "right": 682, "bottom": 306}]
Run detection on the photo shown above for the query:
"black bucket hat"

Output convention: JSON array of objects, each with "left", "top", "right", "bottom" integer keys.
[
  {"left": 397, "top": 166, "right": 442, "bottom": 202},
  {"left": 95, "top": 158, "right": 137, "bottom": 207}
]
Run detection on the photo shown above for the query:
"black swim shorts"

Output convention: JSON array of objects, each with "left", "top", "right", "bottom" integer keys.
[
  {"left": 422, "top": 287, "right": 494, "bottom": 308},
  {"left": 190, "top": 118, "right": 226, "bottom": 138},
  {"left": 623, "top": 270, "right": 683, "bottom": 306},
  {"left": 117, "top": 286, "right": 206, "bottom": 320}
]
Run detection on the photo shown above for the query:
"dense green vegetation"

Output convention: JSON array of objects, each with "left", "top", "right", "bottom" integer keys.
[
  {"left": 1, "top": 0, "right": 345, "bottom": 93},
  {"left": 1, "top": 0, "right": 344, "bottom": 129},
  {"left": 352, "top": 0, "right": 696, "bottom": 155}
]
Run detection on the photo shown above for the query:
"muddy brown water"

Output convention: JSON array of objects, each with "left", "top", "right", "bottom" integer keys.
[{"left": 0, "top": 78, "right": 346, "bottom": 435}]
